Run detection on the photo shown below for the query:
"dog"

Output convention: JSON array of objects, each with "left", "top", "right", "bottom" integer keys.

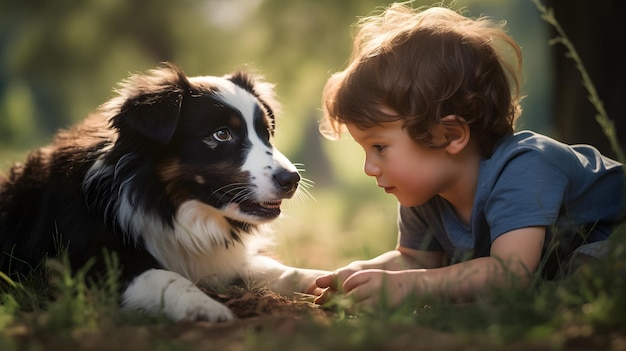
[{"left": 0, "top": 63, "right": 328, "bottom": 322}]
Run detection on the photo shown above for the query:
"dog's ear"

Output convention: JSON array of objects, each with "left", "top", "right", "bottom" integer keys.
[
  {"left": 109, "top": 63, "right": 190, "bottom": 144},
  {"left": 118, "top": 88, "right": 184, "bottom": 144}
]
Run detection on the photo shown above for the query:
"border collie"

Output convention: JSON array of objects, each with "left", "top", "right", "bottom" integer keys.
[{"left": 0, "top": 63, "right": 327, "bottom": 322}]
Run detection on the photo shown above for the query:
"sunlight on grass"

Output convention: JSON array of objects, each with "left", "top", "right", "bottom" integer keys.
[{"left": 0, "top": 295, "right": 18, "bottom": 330}]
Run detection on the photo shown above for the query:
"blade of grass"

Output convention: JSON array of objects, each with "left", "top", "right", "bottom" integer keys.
[{"left": 531, "top": 0, "right": 625, "bottom": 163}]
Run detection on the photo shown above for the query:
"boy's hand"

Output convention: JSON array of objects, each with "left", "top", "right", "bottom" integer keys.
[
  {"left": 341, "top": 270, "right": 411, "bottom": 309},
  {"left": 312, "top": 276, "right": 336, "bottom": 305},
  {"left": 304, "top": 281, "right": 326, "bottom": 296},
  {"left": 314, "top": 267, "right": 414, "bottom": 310},
  {"left": 313, "top": 265, "right": 361, "bottom": 304}
]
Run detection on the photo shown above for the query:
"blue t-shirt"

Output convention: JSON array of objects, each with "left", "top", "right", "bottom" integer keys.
[{"left": 398, "top": 131, "right": 625, "bottom": 268}]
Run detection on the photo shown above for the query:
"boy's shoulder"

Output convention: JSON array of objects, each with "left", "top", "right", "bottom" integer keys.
[
  {"left": 483, "top": 131, "right": 559, "bottom": 173},
  {"left": 489, "top": 130, "right": 617, "bottom": 167},
  {"left": 481, "top": 130, "right": 621, "bottom": 188},
  {"left": 496, "top": 130, "right": 565, "bottom": 156}
]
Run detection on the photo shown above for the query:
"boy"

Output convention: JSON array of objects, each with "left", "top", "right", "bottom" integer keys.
[{"left": 314, "top": 4, "right": 625, "bottom": 310}]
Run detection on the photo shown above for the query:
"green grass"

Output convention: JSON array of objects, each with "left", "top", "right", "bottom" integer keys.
[{"left": 1, "top": 253, "right": 625, "bottom": 350}]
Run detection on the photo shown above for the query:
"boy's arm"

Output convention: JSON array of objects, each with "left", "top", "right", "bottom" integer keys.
[
  {"left": 314, "top": 247, "right": 445, "bottom": 303},
  {"left": 416, "top": 226, "right": 545, "bottom": 300},
  {"left": 318, "top": 227, "right": 545, "bottom": 307},
  {"left": 370, "top": 227, "right": 544, "bottom": 303},
  {"left": 344, "top": 246, "right": 446, "bottom": 271}
]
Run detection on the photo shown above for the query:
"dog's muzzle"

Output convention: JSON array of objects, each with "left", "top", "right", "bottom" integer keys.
[{"left": 209, "top": 169, "right": 300, "bottom": 220}]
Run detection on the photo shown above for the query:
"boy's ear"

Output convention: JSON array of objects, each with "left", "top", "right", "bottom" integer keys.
[{"left": 441, "top": 115, "right": 470, "bottom": 155}]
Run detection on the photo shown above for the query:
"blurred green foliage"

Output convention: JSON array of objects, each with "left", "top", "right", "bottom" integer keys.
[{"left": 0, "top": 0, "right": 552, "bottom": 268}]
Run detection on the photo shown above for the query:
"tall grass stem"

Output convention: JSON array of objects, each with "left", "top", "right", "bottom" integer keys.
[{"left": 531, "top": 0, "right": 625, "bottom": 163}]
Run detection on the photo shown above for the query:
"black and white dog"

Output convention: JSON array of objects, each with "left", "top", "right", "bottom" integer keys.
[{"left": 0, "top": 63, "right": 327, "bottom": 322}]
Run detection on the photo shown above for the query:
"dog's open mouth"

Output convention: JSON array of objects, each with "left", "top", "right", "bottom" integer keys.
[
  {"left": 209, "top": 190, "right": 283, "bottom": 219},
  {"left": 238, "top": 200, "right": 283, "bottom": 219}
]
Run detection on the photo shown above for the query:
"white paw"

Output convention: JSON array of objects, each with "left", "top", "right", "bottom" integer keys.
[
  {"left": 122, "top": 269, "right": 236, "bottom": 322},
  {"left": 178, "top": 296, "right": 235, "bottom": 323}
]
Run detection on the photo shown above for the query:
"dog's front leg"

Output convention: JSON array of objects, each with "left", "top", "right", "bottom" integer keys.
[
  {"left": 244, "top": 255, "right": 330, "bottom": 296},
  {"left": 121, "top": 269, "right": 235, "bottom": 322}
]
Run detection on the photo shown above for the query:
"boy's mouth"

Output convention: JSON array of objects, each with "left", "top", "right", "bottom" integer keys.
[{"left": 379, "top": 185, "right": 395, "bottom": 193}]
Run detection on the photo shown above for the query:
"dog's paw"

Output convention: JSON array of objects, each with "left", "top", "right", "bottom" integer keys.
[
  {"left": 180, "top": 300, "right": 235, "bottom": 323},
  {"left": 122, "top": 269, "right": 236, "bottom": 323}
]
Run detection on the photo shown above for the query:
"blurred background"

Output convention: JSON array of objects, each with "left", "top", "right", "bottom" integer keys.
[{"left": 1, "top": 0, "right": 624, "bottom": 270}]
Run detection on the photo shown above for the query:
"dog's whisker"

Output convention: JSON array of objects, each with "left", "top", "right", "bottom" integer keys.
[
  {"left": 209, "top": 183, "right": 249, "bottom": 198},
  {"left": 231, "top": 190, "right": 255, "bottom": 204},
  {"left": 296, "top": 187, "right": 316, "bottom": 202},
  {"left": 208, "top": 186, "right": 250, "bottom": 205},
  {"left": 298, "top": 177, "right": 315, "bottom": 189},
  {"left": 216, "top": 186, "right": 249, "bottom": 197},
  {"left": 210, "top": 182, "right": 249, "bottom": 194}
]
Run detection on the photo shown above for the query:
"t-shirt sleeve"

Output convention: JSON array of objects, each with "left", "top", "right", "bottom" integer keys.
[
  {"left": 397, "top": 203, "right": 444, "bottom": 251},
  {"left": 485, "top": 150, "right": 568, "bottom": 241}
]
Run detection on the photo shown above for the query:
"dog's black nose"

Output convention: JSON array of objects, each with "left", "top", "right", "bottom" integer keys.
[{"left": 273, "top": 170, "right": 300, "bottom": 194}]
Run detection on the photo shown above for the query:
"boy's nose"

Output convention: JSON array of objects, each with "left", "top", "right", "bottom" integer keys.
[{"left": 363, "top": 159, "right": 381, "bottom": 177}]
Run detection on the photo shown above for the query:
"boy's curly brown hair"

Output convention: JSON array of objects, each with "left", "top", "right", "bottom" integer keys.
[{"left": 321, "top": 4, "right": 524, "bottom": 157}]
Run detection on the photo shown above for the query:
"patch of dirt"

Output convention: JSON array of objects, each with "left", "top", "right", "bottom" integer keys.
[
  {"left": 202, "top": 286, "right": 326, "bottom": 319},
  {"left": 160, "top": 287, "right": 335, "bottom": 351}
]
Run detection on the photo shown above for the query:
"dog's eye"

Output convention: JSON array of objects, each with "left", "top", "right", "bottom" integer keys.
[
  {"left": 203, "top": 128, "right": 233, "bottom": 149},
  {"left": 212, "top": 128, "right": 232, "bottom": 142}
]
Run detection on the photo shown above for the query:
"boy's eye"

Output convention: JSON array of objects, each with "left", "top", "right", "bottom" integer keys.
[{"left": 373, "top": 145, "right": 386, "bottom": 152}]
